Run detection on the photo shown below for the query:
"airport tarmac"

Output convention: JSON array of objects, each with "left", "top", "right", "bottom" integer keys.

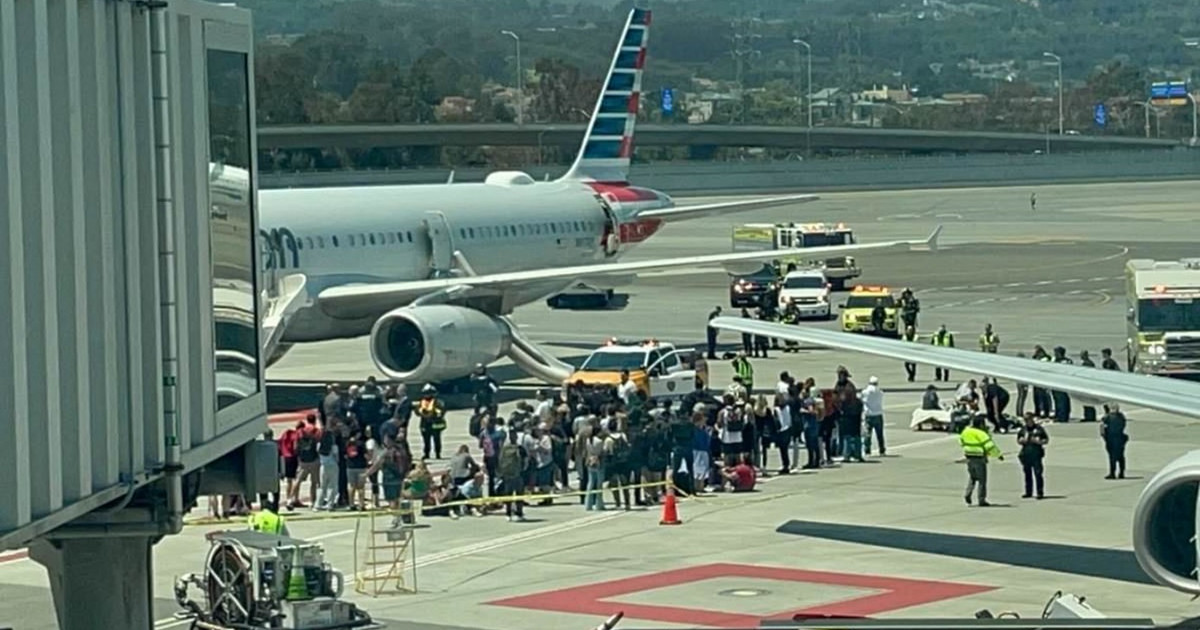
[{"left": 3, "top": 180, "right": 1200, "bottom": 629}]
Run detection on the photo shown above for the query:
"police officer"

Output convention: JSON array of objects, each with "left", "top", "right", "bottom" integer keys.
[
  {"left": 739, "top": 308, "right": 755, "bottom": 355},
  {"left": 931, "top": 324, "right": 955, "bottom": 382},
  {"left": 706, "top": 306, "right": 722, "bottom": 359},
  {"left": 899, "top": 288, "right": 920, "bottom": 330},
  {"left": 1051, "top": 346, "right": 1073, "bottom": 422},
  {"left": 960, "top": 415, "right": 1003, "bottom": 507},
  {"left": 1100, "top": 347, "right": 1120, "bottom": 371},
  {"left": 417, "top": 384, "right": 447, "bottom": 460},
  {"left": 979, "top": 324, "right": 999, "bottom": 353},
  {"left": 1016, "top": 412, "right": 1048, "bottom": 499},
  {"left": 1031, "top": 346, "right": 1053, "bottom": 418},
  {"left": 902, "top": 325, "right": 919, "bottom": 382},
  {"left": 1101, "top": 403, "right": 1128, "bottom": 479},
  {"left": 1078, "top": 350, "right": 1098, "bottom": 422}
]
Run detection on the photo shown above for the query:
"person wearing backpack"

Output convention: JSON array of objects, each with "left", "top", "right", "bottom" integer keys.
[
  {"left": 606, "top": 418, "right": 633, "bottom": 510},
  {"left": 290, "top": 415, "right": 322, "bottom": 509},
  {"left": 584, "top": 428, "right": 609, "bottom": 511},
  {"left": 315, "top": 419, "right": 340, "bottom": 511},
  {"left": 496, "top": 430, "right": 527, "bottom": 522}
]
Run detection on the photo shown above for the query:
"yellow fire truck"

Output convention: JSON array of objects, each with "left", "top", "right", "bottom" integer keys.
[
  {"left": 731, "top": 223, "right": 862, "bottom": 290},
  {"left": 1126, "top": 259, "right": 1200, "bottom": 376}
]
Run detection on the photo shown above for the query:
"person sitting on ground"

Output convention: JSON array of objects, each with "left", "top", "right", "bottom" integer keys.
[
  {"left": 922, "top": 384, "right": 941, "bottom": 410},
  {"left": 721, "top": 453, "right": 758, "bottom": 492},
  {"left": 403, "top": 460, "right": 433, "bottom": 504}
]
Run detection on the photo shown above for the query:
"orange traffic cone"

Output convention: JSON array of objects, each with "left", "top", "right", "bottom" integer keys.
[{"left": 659, "top": 487, "right": 682, "bottom": 525}]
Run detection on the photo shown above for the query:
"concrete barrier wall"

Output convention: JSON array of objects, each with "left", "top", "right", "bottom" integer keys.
[{"left": 261, "top": 149, "right": 1200, "bottom": 193}]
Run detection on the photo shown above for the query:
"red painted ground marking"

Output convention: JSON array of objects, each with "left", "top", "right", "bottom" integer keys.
[
  {"left": 489, "top": 563, "right": 994, "bottom": 628},
  {"left": 0, "top": 550, "right": 28, "bottom": 565}
]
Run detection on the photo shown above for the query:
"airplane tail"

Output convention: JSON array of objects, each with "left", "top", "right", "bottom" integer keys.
[{"left": 558, "top": 7, "right": 650, "bottom": 185}]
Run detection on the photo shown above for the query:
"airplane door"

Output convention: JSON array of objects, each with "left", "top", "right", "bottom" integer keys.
[
  {"left": 597, "top": 195, "right": 621, "bottom": 258},
  {"left": 423, "top": 211, "right": 454, "bottom": 275}
]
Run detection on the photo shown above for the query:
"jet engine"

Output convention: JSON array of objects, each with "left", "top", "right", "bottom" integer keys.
[
  {"left": 368, "top": 305, "right": 511, "bottom": 383},
  {"left": 1132, "top": 450, "right": 1200, "bottom": 595}
]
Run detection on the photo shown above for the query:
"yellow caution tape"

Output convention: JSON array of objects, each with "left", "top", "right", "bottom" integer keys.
[{"left": 183, "top": 478, "right": 717, "bottom": 526}]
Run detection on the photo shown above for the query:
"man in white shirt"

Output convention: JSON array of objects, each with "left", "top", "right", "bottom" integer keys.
[
  {"left": 534, "top": 390, "right": 555, "bottom": 424},
  {"left": 955, "top": 379, "right": 980, "bottom": 409},
  {"left": 617, "top": 370, "right": 638, "bottom": 405},
  {"left": 776, "top": 371, "right": 792, "bottom": 396},
  {"left": 861, "top": 376, "right": 886, "bottom": 456}
]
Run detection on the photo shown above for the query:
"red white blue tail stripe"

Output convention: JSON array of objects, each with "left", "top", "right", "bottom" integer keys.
[{"left": 560, "top": 7, "right": 650, "bottom": 184}]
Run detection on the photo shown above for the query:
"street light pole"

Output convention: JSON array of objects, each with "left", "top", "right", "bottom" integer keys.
[
  {"left": 793, "top": 38, "right": 812, "bottom": 128},
  {"left": 1188, "top": 93, "right": 1199, "bottom": 146},
  {"left": 501, "top": 30, "right": 523, "bottom": 125},
  {"left": 1043, "top": 51, "right": 1063, "bottom": 135}
]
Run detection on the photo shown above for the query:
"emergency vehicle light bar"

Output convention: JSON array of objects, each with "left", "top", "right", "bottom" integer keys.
[{"left": 852, "top": 285, "right": 888, "bottom": 293}]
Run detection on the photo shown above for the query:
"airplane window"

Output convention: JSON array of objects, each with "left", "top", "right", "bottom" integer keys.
[
  {"left": 369, "top": 233, "right": 376, "bottom": 246},
  {"left": 316, "top": 236, "right": 324, "bottom": 248},
  {"left": 406, "top": 231, "right": 413, "bottom": 242},
  {"left": 551, "top": 224, "right": 558, "bottom": 234},
  {"left": 460, "top": 228, "right": 467, "bottom": 239},
  {"left": 328, "top": 235, "right": 336, "bottom": 247},
  {"left": 360, "top": 233, "right": 367, "bottom": 246},
  {"left": 468, "top": 228, "right": 475, "bottom": 239}
]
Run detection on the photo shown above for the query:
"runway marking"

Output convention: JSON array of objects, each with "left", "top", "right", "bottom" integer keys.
[
  {"left": 1003, "top": 282, "right": 1025, "bottom": 287},
  {"left": 1034, "top": 280, "right": 1054, "bottom": 285},
  {"left": 1062, "top": 278, "right": 1082, "bottom": 283},
  {"left": 490, "top": 562, "right": 994, "bottom": 627}
]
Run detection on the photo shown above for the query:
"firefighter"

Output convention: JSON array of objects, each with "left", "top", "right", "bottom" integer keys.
[
  {"left": 931, "top": 324, "right": 955, "bottom": 382},
  {"left": 417, "top": 384, "right": 447, "bottom": 460},
  {"left": 979, "top": 324, "right": 999, "bottom": 353}
]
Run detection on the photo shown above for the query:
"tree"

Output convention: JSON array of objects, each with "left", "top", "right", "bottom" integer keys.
[{"left": 530, "top": 58, "right": 602, "bottom": 122}]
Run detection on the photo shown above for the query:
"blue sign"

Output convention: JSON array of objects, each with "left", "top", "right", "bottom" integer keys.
[
  {"left": 1151, "top": 82, "right": 1189, "bottom": 104},
  {"left": 661, "top": 88, "right": 674, "bottom": 114},
  {"left": 1094, "top": 102, "right": 1107, "bottom": 127}
]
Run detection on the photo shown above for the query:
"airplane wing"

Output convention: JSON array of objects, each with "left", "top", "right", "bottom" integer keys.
[
  {"left": 637, "top": 194, "right": 820, "bottom": 223},
  {"left": 316, "top": 227, "right": 940, "bottom": 317},
  {"left": 709, "top": 316, "right": 1200, "bottom": 420}
]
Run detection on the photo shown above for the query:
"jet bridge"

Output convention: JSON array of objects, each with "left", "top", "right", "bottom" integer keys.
[{"left": 0, "top": 1, "right": 275, "bottom": 627}]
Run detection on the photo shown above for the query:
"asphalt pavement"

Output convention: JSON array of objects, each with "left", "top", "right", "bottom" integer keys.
[{"left": 4, "top": 180, "right": 1200, "bottom": 629}]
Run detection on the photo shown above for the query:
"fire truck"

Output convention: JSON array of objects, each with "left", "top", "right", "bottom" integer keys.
[
  {"left": 731, "top": 222, "right": 862, "bottom": 290},
  {"left": 1125, "top": 259, "right": 1200, "bottom": 376}
]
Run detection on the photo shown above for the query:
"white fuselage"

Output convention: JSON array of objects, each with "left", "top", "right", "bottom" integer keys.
[{"left": 258, "top": 176, "right": 669, "bottom": 343}]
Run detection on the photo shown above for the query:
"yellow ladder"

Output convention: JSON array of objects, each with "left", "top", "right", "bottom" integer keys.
[{"left": 352, "top": 502, "right": 424, "bottom": 596}]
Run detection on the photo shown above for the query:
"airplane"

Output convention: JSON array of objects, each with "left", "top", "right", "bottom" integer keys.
[
  {"left": 247, "top": 7, "right": 938, "bottom": 388},
  {"left": 708, "top": 316, "right": 1200, "bottom": 599}
]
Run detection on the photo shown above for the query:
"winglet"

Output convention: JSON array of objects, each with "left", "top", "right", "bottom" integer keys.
[{"left": 919, "top": 225, "right": 942, "bottom": 252}]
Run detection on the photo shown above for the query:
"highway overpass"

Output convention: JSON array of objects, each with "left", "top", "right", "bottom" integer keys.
[{"left": 257, "top": 123, "right": 1183, "bottom": 154}]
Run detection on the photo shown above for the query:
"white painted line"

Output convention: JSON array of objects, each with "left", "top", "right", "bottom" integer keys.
[
  {"left": 1034, "top": 280, "right": 1054, "bottom": 285},
  {"left": 1062, "top": 278, "right": 1082, "bottom": 283},
  {"left": 975, "top": 284, "right": 997, "bottom": 289},
  {"left": 1003, "top": 283, "right": 1024, "bottom": 287},
  {"left": 309, "top": 528, "right": 355, "bottom": 542}
]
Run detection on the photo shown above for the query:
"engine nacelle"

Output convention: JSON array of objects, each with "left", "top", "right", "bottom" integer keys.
[
  {"left": 369, "top": 305, "right": 511, "bottom": 383},
  {"left": 1132, "top": 450, "right": 1200, "bottom": 595}
]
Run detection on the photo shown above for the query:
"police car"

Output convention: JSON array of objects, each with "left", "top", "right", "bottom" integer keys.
[
  {"left": 839, "top": 286, "right": 900, "bottom": 336},
  {"left": 566, "top": 338, "right": 705, "bottom": 401}
]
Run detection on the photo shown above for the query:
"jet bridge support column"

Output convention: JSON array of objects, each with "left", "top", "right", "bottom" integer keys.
[{"left": 30, "top": 536, "right": 155, "bottom": 630}]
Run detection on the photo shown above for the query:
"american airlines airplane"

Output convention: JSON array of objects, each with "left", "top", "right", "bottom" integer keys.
[
  {"left": 711, "top": 316, "right": 1200, "bottom": 599},
  {"left": 250, "top": 8, "right": 936, "bottom": 387}
]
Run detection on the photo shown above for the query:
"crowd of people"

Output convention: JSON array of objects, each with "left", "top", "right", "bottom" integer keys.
[{"left": 215, "top": 318, "right": 1134, "bottom": 523}]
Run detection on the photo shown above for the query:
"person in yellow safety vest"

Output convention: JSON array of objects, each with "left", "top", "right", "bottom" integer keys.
[
  {"left": 732, "top": 352, "right": 755, "bottom": 394},
  {"left": 931, "top": 324, "right": 955, "bottom": 382},
  {"left": 960, "top": 415, "right": 1003, "bottom": 507},
  {"left": 979, "top": 323, "right": 1000, "bottom": 353},
  {"left": 247, "top": 507, "right": 289, "bottom": 536},
  {"left": 417, "top": 384, "right": 447, "bottom": 460}
]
